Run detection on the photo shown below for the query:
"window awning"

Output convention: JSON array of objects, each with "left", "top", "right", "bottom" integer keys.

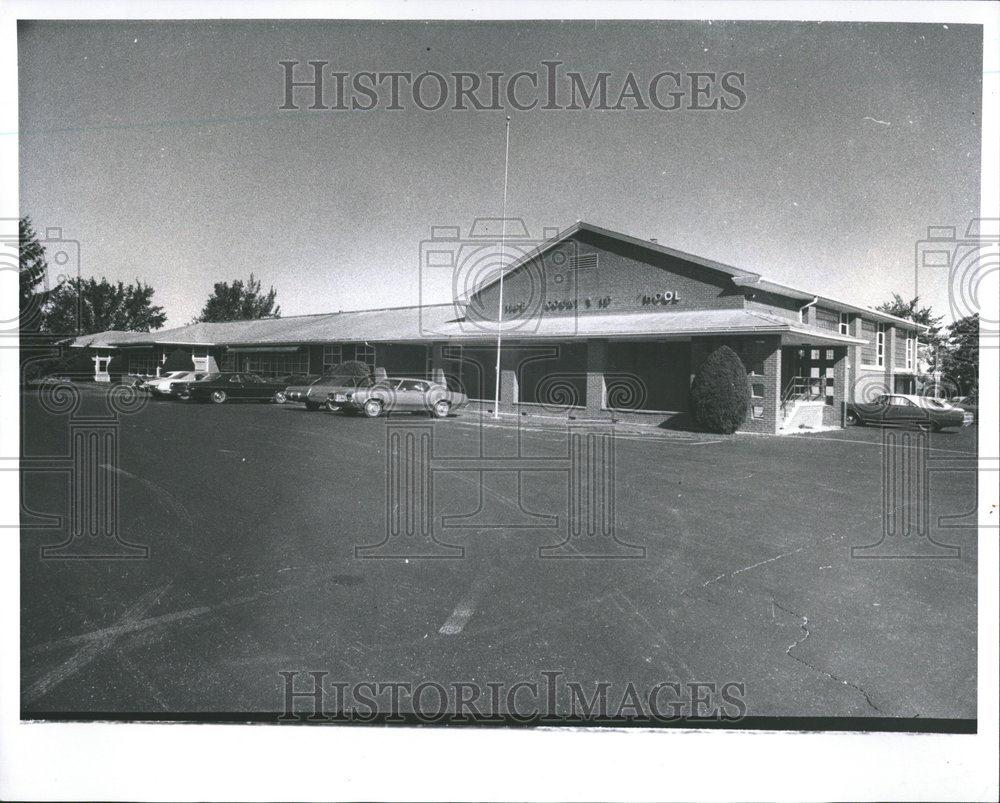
[{"left": 225, "top": 346, "right": 303, "bottom": 353}]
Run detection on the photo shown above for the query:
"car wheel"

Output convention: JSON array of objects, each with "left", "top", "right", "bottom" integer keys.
[
  {"left": 305, "top": 401, "right": 320, "bottom": 411},
  {"left": 846, "top": 410, "right": 862, "bottom": 426},
  {"left": 210, "top": 390, "right": 227, "bottom": 404},
  {"left": 325, "top": 400, "right": 343, "bottom": 412},
  {"left": 432, "top": 400, "right": 451, "bottom": 418},
  {"left": 363, "top": 399, "right": 383, "bottom": 418},
  {"left": 273, "top": 391, "right": 287, "bottom": 404}
]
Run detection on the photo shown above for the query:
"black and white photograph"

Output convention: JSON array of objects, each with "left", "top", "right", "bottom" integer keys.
[{"left": 1, "top": 1, "right": 997, "bottom": 800}]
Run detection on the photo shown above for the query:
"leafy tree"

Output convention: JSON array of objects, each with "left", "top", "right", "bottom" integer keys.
[
  {"left": 689, "top": 345, "right": 750, "bottom": 433},
  {"left": 162, "top": 348, "right": 195, "bottom": 373},
  {"left": 876, "top": 293, "right": 944, "bottom": 372},
  {"left": 196, "top": 274, "right": 281, "bottom": 322},
  {"left": 41, "top": 277, "right": 166, "bottom": 336},
  {"left": 939, "top": 313, "right": 978, "bottom": 397},
  {"left": 19, "top": 217, "right": 50, "bottom": 333}
]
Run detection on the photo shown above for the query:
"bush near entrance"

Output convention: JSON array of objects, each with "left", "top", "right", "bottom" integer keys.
[
  {"left": 690, "top": 345, "right": 750, "bottom": 433},
  {"left": 162, "top": 348, "right": 196, "bottom": 373}
]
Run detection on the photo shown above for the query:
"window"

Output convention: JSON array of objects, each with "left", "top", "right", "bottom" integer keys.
[
  {"left": 876, "top": 323, "right": 886, "bottom": 367},
  {"left": 128, "top": 354, "right": 157, "bottom": 375},
  {"left": 905, "top": 336, "right": 914, "bottom": 370},
  {"left": 354, "top": 344, "right": 376, "bottom": 369},
  {"left": 235, "top": 350, "right": 310, "bottom": 377},
  {"left": 322, "top": 345, "right": 343, "bottom": 373},
  {"left": 839, "top": 312, "right": 850, "bottom": 336},
  {"left": 748, "top": 382, "right": 765, "bottom": 419}
]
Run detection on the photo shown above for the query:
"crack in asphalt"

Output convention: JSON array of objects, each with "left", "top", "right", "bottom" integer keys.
[
  {"left": 770, "top": 598, "right": 882, "bottom": 714},
  {"left": 679, "top": 544, "right": 810, "bottom": 597}
]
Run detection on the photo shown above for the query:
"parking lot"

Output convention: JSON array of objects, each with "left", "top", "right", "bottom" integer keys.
[{"left": 20, "top": 387, "right": 978, "bottom": 722}]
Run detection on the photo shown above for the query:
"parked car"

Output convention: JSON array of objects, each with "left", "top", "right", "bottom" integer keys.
[
  {"left": 285, "top": 373, "right": 374, "bottom": 411},
  {"left": 330, "top": 377, "right": 469, "bottom": 418},
  {"left": 170, "top": 372, "right": 220, "bottom": 400},
  {"left": 179, "top": 372, "right": 290, "bottom": 404},
  {"left": 846, "top": 393, "right": 972, "bottom": 430},
  {"left": 948, "top": 395, "right": 978, "bottom": 423},
  {"left": 141, "top": 371, "right": 209, "bottom": 397}
]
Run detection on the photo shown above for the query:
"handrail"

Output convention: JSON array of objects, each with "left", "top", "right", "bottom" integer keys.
[{"left": 781, "top": 375, "right": 826, "bottom": 409}]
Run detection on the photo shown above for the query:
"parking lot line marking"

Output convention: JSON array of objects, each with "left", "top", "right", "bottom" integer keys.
[
  {"left": 771, "top": 433, "right": 975, "bottom": 455},
  {"left": 438, "top": 564, "right": 497, "bottom": 636},
  {"left": 24, "top": 583, "right": 171, "bottom": 705},
  {"left": 438, "top": 600, "right": 476, "bottom": 635}
]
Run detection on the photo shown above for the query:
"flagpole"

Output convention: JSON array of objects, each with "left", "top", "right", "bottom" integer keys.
[{"left": 493, "top": 116, "right": 511, "bottom": 419}]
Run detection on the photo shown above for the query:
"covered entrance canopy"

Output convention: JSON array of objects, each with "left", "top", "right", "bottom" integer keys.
[{"left": 434, "top": 306, "right": 867, "bottom": 346}]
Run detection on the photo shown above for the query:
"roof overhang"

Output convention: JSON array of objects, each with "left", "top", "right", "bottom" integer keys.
[{"left": 732, "top": 276, "right": 929, "bottom": 331}]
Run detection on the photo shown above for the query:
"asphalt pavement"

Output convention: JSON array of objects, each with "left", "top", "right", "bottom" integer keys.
[{"left": 20, "top": 386, "right": 978, "bottom": 723}]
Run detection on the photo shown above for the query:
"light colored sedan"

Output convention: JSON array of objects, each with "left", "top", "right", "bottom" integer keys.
[
  {"left": 331, "top": 377, "right": 469, "bottom": 418},
  {"left": 141, "top": 371, "right": 208, "bottom": 397}
]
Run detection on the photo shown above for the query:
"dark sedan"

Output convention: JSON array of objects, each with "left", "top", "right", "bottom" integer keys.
[
  {"left": 285, "top": 373, "right": 374, "bottom": 411},
  {"left": 847, "top": 393, "right": 972, "bottom": 431},
  {"left": 179, "top": 372, "right": 289, "bottom": 404}
]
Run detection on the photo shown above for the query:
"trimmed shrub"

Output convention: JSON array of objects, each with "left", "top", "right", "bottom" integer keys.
[
  {"left": 162, "top": 348, "right": 195, "bottom": 373},
  {"left": 689, "top": 345, "right": 750, "bottom": 433}
]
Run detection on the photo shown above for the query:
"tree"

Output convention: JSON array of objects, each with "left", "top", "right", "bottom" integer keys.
[
  {"left": 939, "top": 313, "right": 978, "bottom": 397},
  {"left": 19, "top": 217, "right": 50, "bottom": 333},
  {"left": 689, "top": 345, "right": 750, "bottom": 433},
  {"left": 196, "top": 274, "right": 280, "bottom": 322},
  {"left": 876, "top": 293, "right": 944, "bottom": 372},
  {"left": 41, "top": 277, "right": 166, "bottom": 336},
  {"left": 162, "top": 348, "right": 195, "bottom": 373}
]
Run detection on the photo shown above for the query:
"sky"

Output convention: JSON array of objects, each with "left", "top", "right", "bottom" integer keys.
[{"left": 18, "top": 19, "right": 983, "bottom": 327}]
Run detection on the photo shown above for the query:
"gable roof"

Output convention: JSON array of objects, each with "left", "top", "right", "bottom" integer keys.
[
  {"left": 470, "top": 221, "right": 926, "bottom": 332},
  {"left": 467, "top": 220, "right": 760, "bottom": 301}
]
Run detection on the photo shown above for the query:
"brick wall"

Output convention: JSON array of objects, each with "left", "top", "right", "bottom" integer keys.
[
  {"left": 822, "top": 346, "right": 848, "bottom": 426},
  {"left": 471, "top": 229, "right": 745, "bottom": 326}
]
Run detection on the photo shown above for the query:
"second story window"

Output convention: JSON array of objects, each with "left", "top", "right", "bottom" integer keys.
[
  {"left": 876, "top": 323, "right": 886, "bottom": 367},
  {"left": 906, "top": 335, "right": 914, "bottom": 370},
  {"left": 839, "top": 312, "right": 850, "bottom": 335}
]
